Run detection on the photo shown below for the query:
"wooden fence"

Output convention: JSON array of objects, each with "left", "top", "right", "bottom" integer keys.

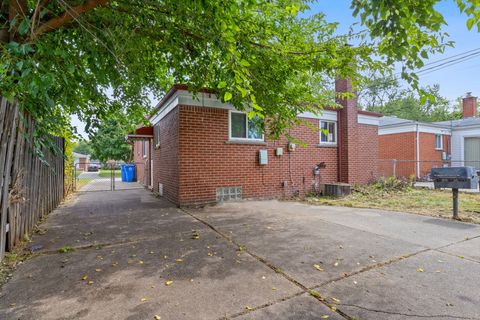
[{"left": 0, "top": 98, "right": 67, "bottom": 261}]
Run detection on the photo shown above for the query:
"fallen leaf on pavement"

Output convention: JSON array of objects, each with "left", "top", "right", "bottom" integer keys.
[
  {"left": 245, "top": 306, "right": 253, "bottom": 311},
  {"left": 175, "top": 259, "right": 183, "bottom": 263},
  {"left": 320, "top": 316, "right": 329, "bottom": 319},
  {"left": 313, "top": 264, "right": 324, "bottom": 271},
  {"left": 82, "top": 275, "right": 88, "bottom": 281},
  {"left": 154, "top": 316, "right": 161, "bottom": 320},
  {"left": 417, "top": 268, "right": 425, "bottom": 272},
  {"left": 331, "top": 297, "right": 341, "bottom": 303},
  {"left": 141, "top": 297, "right": 149, "bottom": 302},
  {"left": 95, "top": 268, "right": 102, "bottom": 272},
  {"left": 165, "top": 280, "right": 173, "bottom": 286}
]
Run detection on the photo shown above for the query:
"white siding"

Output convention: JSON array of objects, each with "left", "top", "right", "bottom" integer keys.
[{"left": 451, "top": 126, "right": 480, "bottom": 165}]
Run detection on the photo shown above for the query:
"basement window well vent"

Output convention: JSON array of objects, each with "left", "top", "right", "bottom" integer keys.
[{"left": 216, "top": 187, "right": 243, "bottom": 202}]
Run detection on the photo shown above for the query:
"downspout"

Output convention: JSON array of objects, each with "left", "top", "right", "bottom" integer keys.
[
  {"left": 337, "top": 109, "right": 342, "bottom": 182},
  {"left": 416, "top": 123, "right": 420, "bottom": 179}
]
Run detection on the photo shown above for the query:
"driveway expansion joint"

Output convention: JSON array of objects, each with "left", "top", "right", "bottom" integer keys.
[{"left": 182, "top": 208, "right": 355, "bottom": 320}]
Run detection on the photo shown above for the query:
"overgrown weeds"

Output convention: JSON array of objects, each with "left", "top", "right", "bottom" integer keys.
[{"left": 353, "top": 176, "right": 415, "bottom": 195}]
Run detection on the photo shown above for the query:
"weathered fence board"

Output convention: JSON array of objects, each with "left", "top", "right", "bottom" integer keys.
[{"left": 0, "top": 98, "right": 67, "bottom": 261}]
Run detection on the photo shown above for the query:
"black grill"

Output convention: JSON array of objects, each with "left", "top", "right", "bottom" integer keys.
[{"left": 431, "top": 167, "right": 478, "bottom": 189}]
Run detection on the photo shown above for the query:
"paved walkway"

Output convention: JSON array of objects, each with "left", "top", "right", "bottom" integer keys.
[{"left": 1, "top": 189, "right": 480, "bottom": 319}]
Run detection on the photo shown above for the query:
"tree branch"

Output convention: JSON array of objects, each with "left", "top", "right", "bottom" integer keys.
[
  {"left": 33, "top": 0, "right": 110, "bottom": 39},
  {"left": 8, "top": 0, "right": 28, "bottom": 41},
  {"left": 31, "top": 0, "right": 52, "bottom": 38}
]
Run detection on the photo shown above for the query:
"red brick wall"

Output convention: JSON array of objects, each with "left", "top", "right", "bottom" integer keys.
[
  {"left": 152, "top": 108, "right": 180, "bottom": 204},
  {"left": 177, "top": 105, "right": 338, "bottom": 206},
  {"left": 379, "top": 132, "right": 416, "bottom": 178},
  {"left": 356, "top": 124, "right": 379, "bottom": 183},
  {"left": 378, "top": 132, "right": 451, "bottom": 178},
  {"left": 418, "top": 132, "right": 449, "bottom": 179}
]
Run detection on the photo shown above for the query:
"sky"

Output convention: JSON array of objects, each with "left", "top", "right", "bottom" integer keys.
[
  {"left": 311, "top": 0, "right": 480, "bottom": 99},
  {"left": 71, "top": 0, "right": 480, "bottom": 139}
]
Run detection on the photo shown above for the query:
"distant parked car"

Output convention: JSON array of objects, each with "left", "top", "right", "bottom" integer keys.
[{"left": 87, "top": 163, "right": 100, "bottom": 172}]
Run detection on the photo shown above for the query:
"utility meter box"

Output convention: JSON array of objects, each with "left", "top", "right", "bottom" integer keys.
[
  {"left": 259, "top": 149, "right": 268, "bottom": 165},
  {"left": 275, "top": 147, "right": 284, "bottom": 156}
]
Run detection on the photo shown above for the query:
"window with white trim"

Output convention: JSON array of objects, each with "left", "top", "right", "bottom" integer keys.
[
  {"left": 154, "top": 123, "right": 161, "bottom": 148},
  {"left": 320, "top": 120, "right": 337, "bottom": 144},
  {"left": 229, "top": 111, "right": 264, "bottom": 141},
  {"left": 435, "top": 134, "right": 443, "bottom": 150}
]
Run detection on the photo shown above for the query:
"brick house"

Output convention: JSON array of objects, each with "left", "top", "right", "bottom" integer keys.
[
  {"left": 133, "top": 79, "right": 381, "bottom": 206},
  {"left": 378, "top": 93, "right": 480, "bottom": 179}
]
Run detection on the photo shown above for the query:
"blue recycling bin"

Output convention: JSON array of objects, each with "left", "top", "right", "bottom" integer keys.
[
  {"left": 121, "top": 164, "right": 136, "bottom": 182},
  {"left": 121, "top": 165, "right": 127, "bottom": 182}
]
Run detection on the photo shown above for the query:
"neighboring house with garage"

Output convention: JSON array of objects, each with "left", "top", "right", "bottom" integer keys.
[
  {"left": 132, "top": 79, "right": 382, "bottom": 206},
  {"left": 378, "top": 93, "right": 480, "bottom": 179}
]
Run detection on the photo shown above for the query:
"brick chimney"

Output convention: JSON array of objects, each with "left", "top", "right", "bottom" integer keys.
[
  {"left": 462, "top": 92, "right": 478, "bottom": 118},
  {"left": 336, "top": 78, "right": 358, "bottom": 184}
]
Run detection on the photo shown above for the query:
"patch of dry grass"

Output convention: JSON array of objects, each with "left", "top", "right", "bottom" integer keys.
[{"left": 307, "top": 188, "right": 480, "bottom": 224}]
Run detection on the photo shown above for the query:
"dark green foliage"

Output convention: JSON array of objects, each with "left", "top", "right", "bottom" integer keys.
[
  {"left": 359, "top": 76, "right": 462, "bottom": 122},
  {"left": 1, "top": 0, "right": 478, "bottom": 143},
  {"left": 89, "top": 118, "right": 131, "bottom": 162},
  {"left": 73, "top": 140, "right": 92, "bottom": 155}
]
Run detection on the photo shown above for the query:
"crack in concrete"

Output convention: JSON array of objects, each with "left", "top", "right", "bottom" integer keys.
[
  {"left": 183, "top": 207, "right": 480, "bottom": 320},
  {"left": 338, "top": 303, "right": 480, "bottom": 319},
  {"left": 182, "top": 208, "right": 356, "bottom": 320},
  {"left": 310, "top": 248, "right": 430, "bottom": 290}
]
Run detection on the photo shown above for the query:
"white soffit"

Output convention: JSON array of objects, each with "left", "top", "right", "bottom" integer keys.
[
  {"left": 151, "top": 90, "right": 340, "bottom": 124},
  {"left": 358, "top": 114, "right": 380, "bottom": 126},
  {"left": 150, "top": 90, "right": 235, "bottom": 124},
  {"left": 379, "top": 123, "right": 451, "bottom": 135},
  {"left": 299, "top": 110, "right": 338, "bottom": 121}
]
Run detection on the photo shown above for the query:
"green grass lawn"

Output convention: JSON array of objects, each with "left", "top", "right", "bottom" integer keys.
[
  {"left": 307, "top": 187, "right": 480, "bottom": 224},
  {"left": 99, "top": 169, "right": 121, "bottom": 178}
]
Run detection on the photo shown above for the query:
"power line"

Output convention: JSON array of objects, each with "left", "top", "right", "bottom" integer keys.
[{"left": 417, "top": 51, "right": 480, "bottom": 77}]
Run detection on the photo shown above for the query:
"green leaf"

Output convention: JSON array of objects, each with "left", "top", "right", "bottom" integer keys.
[
  {"left": 467, "top": 18, "right": 475, "bottom": 30},
  {"left": 18, "top": 19, "right": 30, "bottom": 35},
  {"left": 217, "top": 81, "right": 227, "bottom": 89},
  {"left": 239, "top": 59, "right": 250, "bottom": 67},
  {"left": 224, "top": 92, "right": 233, "bottom": 102}
]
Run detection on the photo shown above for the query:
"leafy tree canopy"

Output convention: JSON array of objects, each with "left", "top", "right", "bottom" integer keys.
[
  {"left": 358, "top": 76, "right": 461, "bottom": 122},
  {"left": 73, "top": 140, "right": 92, "bottom": 155},
  {"left": 1, "top": 0, "right": 479, "bottom": 141},
  {"left": 89, "top": 118, "right": 131, "bottom": 162}
]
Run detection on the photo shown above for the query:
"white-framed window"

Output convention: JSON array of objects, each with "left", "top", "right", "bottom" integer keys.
[
  {"left": 435, "top": 134, "right": 443, "bottom": 150},
  {"left": 320, "top": 120, "right": 337, "bottom": 144},
  {"left": 154, "top": 123, "right": 161, "bottom": 148},
  {"left": 142, "top": 140, "right": 148, "bottom": 158},
  {"left": 228, "top": 111, "right": 264, "bottom": 141}
]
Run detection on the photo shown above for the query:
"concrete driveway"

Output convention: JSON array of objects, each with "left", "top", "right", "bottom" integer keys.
[{"left": 1, "top": 189, "right": 480, "bottom": 320}]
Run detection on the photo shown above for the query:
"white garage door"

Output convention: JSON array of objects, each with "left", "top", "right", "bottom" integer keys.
[{"left": 465, "top": 137, "right": 480, "bottom": 168}]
